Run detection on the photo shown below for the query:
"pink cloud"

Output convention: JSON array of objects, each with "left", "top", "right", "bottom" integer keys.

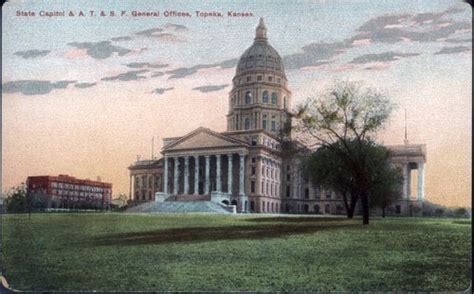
[
  {"left": 330, "top": 63, "right": 359, "bottom": 72},
  {"left": 64, "top": 49, "right": 88, "bottom": 59},
  {"left": 364, "top": 62, "right": 391, "bottom": 71},
  {"left": 352, "top": 38, "right": 372, "bottom": 46}
]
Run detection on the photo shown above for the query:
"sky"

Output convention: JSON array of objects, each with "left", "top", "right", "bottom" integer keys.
[{"left": 2, "top": 0, "right": 472, "bottom": 208}]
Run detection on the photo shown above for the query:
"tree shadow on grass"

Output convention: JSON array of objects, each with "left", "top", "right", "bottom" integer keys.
[
  {"left": 92, "top": 222, "right": 357, "bottom": 247},
  {"left": 244, "top": 216, "right": 351, "bottom": 223}
]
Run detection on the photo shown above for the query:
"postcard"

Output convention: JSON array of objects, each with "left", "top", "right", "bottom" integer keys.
[{"left": 1, "top": 0, "right": 471, "bottom": 292}]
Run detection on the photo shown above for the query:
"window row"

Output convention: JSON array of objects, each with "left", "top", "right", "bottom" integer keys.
[
  {"left": 237, "top": 75, "right": 282, "bottom": 85},
  {"left": 232, "top": 91, "right": 288, "bottom": 108}
]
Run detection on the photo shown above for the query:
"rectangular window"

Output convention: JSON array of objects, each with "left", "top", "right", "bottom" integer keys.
[
  {"left": 247, "top": 76, "right": 251, "bottom": 82},
  {"left": 251, "top": 181, "right": 256, "bottom": 193},
  {"left": 286, "top": 185, "right": 291, "bottom": 197},
  {"left": 251, "top": 166, "right": 256, "bottom": 175},
  {"left": 268, "top": 76, "right": 273, "bottom": 81},
  {"left": 257, "top": 75, "right": 262, "bottom": 81},
  {"left": 251, "top": 157, "right": 256, "bottom": 164},
  {"left": 305, "top": 188, "right": 309, "bottom": 199},
  {"left": 326, "top": 193, "right": 331, "bottom": 199}
]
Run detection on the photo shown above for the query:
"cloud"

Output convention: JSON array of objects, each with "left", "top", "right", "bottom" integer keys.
[
  {"left": 67, "top": 41, "right": 131, "bottom": 59},
  {"left": 350, "top": 51, "right": 420, "bottom": 64},
  {"left": 136, "top": 28, "right": 164, "bottom": 37},
  {"left": 151, "top": 72, "right": 165, "bottom": 77},
  {"left": 166, "top": 58, "right": 238, "bottom": 79},
  {"left": 125, "top": 62, "right": 169, "bottom": 69},
  {"left": 2, "top": 80, "right": 76, "bottom": 95},
  {"left": 152, "top": 87, "right": 174, "bottom": 95},
  {"left": 74, "top": 82, "right": 97, "bottom": 88},
  {"left": 284, "top": 42, "right": 349, "bottom": 70},
  {"left": 14, "top": 49, "right": 50, "bottom": 58},
  {"left": 351, "top": 6, "right": 471, "bottom": 44},
  {"left": 111, "top": 36, "right": 132, "bottom": 42},
  {"left": 163, "top": 23, "right": 188, "bottom": 31},
  {"left": 445, "top": 38, "right": 472, "bottom": 43},
  {"left": 135, "top": 27, "right": 184, "bottom": 42},
  {"left": 192, "top": 84, "right": 229, "bottom": 93},
  {"left": 101, "top": 70, "right": 149, "bottom": 81},
  {"left": 434, "top": 46, "right": 472, "bottom": 55}
]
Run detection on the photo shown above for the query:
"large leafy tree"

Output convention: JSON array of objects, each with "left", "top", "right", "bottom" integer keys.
[
  {"left": 5, "top": 184, "right": 27, "bottom": 213},
  {"left": 296, "top": 81, "right": 395, "bottom": 224}
]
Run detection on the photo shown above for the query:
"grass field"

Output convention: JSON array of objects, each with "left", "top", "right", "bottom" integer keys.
[{"left": 1, "top": 213, "right": 471, "bottom": 292}]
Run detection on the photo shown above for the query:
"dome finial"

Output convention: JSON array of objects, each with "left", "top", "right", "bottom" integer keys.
[{"left": 255, "top": 17, "right": 267, "bottom": 41}]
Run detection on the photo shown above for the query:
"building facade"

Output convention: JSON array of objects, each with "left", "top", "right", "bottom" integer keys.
[
  {"left": 26, "top": 174, "right": 112, "bottom": 209},
  {"left": 128, "top": 18, "right": 426, "bottom": 216}
]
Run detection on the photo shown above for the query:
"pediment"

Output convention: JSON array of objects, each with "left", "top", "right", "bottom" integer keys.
[{"left": 163, "top": 127, "right": 247, "bottom": 151}]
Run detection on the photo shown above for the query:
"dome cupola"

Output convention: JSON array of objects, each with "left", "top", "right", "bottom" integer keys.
[{"left": 236, "top": 18, "right": 285, "bottom": 77}]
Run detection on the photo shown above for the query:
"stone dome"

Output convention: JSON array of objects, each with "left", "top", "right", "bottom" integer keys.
[{"left": 236, "top": 18, "right": 285, "bottom": 76}]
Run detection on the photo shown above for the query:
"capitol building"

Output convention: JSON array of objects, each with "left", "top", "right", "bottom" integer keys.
[{"left": 128, "top": 19, "right": 426, "bottom": 215}]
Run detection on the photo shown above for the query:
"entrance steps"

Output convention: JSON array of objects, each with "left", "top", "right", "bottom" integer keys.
[{"left": 125, "top": 200, "right": 233, "bottom": 214}]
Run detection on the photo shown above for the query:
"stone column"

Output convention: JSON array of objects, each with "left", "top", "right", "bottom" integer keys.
[
  {"left": 194, "top": 156, "right": 199, "bottom": 195},
  {"left": 228, "top": 154, "right": 233, "bottom": 194},
  {"left": 163, "top": 157, "right": 168, "bottom": 194},
  {"left": 216, "top": 155, "right": 222, "bottom": 192},
  {"left": 205, "top": 155, "right": 210, "bottom": 194},
  {"left": 402, "top": 163, "right": 408, "bottom": 200},
  {"left": 173, "top": 157, "right": 179, "bottom": 195},
  {"left": 417, "top": 162, "right": 425, "bottom": 202},
  {"left": 406, "top": 164, "right": 411, "bottom": 199},
  {"left": 129, "top": 174, "right": 132, "bottom": 200},
  {"left": 184, "top": 156, "right": 190, "bottom": 194},
  {"left": 239, "top": 153, "right": 245, "bottom": 195}
]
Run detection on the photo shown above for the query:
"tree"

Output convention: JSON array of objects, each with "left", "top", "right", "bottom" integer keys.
[
  {"left": 295, "top": 80, "right": 395, "bottom": 225},
  {"left": 5, "top": 184, "right": 27, "bottom": 213},
  {"left": 453, "top": 207, "right": 468, "bottom": 218},
  {"left": 368, "top": 158, "right": 403, "bottom": 218},
  {"left": 303, "top": 141, "right": 358, "bottom": 218}
]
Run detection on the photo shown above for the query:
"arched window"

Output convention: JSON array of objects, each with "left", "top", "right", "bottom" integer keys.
[
  {"left": 244, "top": 118, "right": 250, "bottom": 130},
  {"left": 314, "top": 205, "right": 320, "bottom": 214},
  {"left": 245, "top": 91, "right": 252, "bottom": 104},
  {"left": 262, "top": 114, "right": 268, "bottom": 130},
  {"left": 284, "top": 96, "right": 287, "bottom": 109},
  {"left": 271, "top": 92, "right": 278, "bottom": 105},
  {"left": 262, "top": 91, "right": 269, "bottom": 103}
]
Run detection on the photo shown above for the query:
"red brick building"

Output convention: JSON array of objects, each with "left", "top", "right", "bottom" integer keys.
[{"left": 26, "top": 175, "right": 112, "bottom": 209}]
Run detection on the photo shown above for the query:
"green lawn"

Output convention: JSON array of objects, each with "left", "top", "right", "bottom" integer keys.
[{"left": 1, "top": 213, "right": 471, "bottom": 292}]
